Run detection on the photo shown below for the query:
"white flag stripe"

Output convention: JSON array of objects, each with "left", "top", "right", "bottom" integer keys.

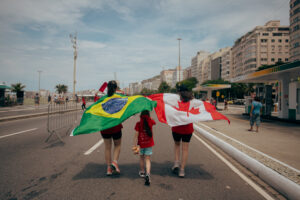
[{"left": 163, "top": 93, "right": 213, "bottom": 127}]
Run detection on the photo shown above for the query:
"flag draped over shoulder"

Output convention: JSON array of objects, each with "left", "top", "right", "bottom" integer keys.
[
  {"left": 71, "top": 94, "right": 157, "bottom": 136},
  {"left": 148, "top": 93, "right": 230, "bottom": 127}
]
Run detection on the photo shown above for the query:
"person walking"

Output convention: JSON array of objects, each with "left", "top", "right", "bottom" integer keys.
[
  {"left": 133, "top": 110, "right": 156, "bottom": 186},
  {"left": 34, "top": 93, "right": 40, "bottom": 108},
  {"left": 100, "top": 80, "right": 123, "bottom": 176},
  {"left": 81, "top": 96, "right": 86, "bottom": 110},
  {"left": 171, "top": 84, "right": 194, "bottom": 178},
  {"left": 248, "top": 97, "right": 263, "bottom": 132},
  {"left": 48, "top": 94, "right": 51, "bottom": 103},
  {"left": 224, "top": 99, "right": 228, "bottom": 111}
]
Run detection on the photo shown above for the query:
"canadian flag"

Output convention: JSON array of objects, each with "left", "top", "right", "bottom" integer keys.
[{"left": 148, "top": 93, "right": 230, "bottom": 127}]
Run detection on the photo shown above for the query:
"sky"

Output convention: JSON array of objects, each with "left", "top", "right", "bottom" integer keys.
[{"left": 0, "top": 0, "right": 290, "bottom": 92}]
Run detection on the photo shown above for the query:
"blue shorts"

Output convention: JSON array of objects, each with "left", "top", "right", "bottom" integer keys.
[
  {"left": 140, "top": 147, "right": 153, "bottom": 156},
  {"left": 250, "top": 114, "right": 261, "bottom": 126}
]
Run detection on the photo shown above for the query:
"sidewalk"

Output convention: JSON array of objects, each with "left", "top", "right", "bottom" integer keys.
[{"left": 196, "top": 105, "right": 300, "bottom": 185}]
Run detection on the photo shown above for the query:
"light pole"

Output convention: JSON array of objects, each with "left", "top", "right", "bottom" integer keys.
[
  {"left": 177, "top": 38, "right": 182, "bottom": 82},
  {"left": 70, "top": 33, "right": 77, "bottom": 98},
  {"left": 37, "top": 70, "right": 42, "bottom": 94}
]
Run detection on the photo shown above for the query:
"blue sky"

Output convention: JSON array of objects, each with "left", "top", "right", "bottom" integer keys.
[{"left": 0, "top": 0, "right": 289, "bottom": 92}]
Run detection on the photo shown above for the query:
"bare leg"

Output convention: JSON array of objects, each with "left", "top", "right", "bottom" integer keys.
[
  {"left": 145, "top": 155, "right": 151, "bottom": 174},
  {"left": 180, "top": 142, "right": 189, "bottom": 170},
  {"left": 174, "top": 141, "right": 180, "bottom": 163},
  {"left": 140, "top": 155, "right": 145, "bottom": 172},
  {"left": 103, "top": 138, "right": 112, "bottom": 166},
  {"left": 113, "top": 138, "right": 121, "bottom": 162}
]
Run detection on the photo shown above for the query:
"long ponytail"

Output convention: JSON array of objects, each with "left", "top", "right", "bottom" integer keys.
[
  {"left": 141, "top": 110, "right": 152, "bottom": 137},
  {"left": 107, "top": 80, "right": 117, "bottom": 97}
]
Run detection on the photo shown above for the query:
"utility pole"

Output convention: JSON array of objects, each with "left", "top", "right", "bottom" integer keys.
[
  {"left": 38, "top": 70, "right": 42, "bottom": 94},
  {"left": 70, "top": 33, "right": 77, "bottom": 98},
  {"left": 177, "top": 38, "right": 182, "bottom": 82}
]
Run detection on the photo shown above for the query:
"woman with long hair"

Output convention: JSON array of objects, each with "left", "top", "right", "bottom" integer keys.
[
  {"left": 171, "top": 83, "right": 194, "bottom": 178},
  {"left": 100, "top": 80, "right": 123, "bottom": 175}
]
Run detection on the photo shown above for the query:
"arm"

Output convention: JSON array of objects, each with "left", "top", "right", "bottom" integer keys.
[
  {"left": 250, "top": 105, "right": 254, "bottom": 116},
  {"left": 133, "top": 131, "right": 139, "bottom": 147}
]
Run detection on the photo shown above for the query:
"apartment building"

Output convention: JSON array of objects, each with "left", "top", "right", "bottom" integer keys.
[
  {"left": 232, "top": 20, "right": 290, "bottom": 78},
  {"left": 183, "top": 66, "right": 192, "bottom": 80},
  {"left": 290, "top": 0, "right": 300, "bottom": 61},
  {"left": 160, "top": 69, "right": 175, "bottom": 87},
  {"left": 129, "top": 82, "right": 142, "bottom": 95},
  {"left": 191, "top": 51, "right": 210, "bottom": 83},
  {"left": 221, "top": 48, "right": 232, "bottom": 81},
  {"left": 141, "top": 75, "right": 161, "bottom": 91}
]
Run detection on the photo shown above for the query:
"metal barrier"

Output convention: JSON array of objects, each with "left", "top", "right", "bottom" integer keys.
[{"left": 46, "top": 100, "right": 79, "bottom": 142}]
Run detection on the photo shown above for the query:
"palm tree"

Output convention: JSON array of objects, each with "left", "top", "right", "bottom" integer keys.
[
  {"left": 11, "top": 83, "right": 26, "bottom": 93},
  {"left": 11, "top": 83, "right": 26, "bottom": 104},
  {"left": 55, "top": 84, "right": 68, "bottom": 94}
]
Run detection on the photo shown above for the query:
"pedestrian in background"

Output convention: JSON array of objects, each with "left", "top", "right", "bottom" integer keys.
[
  {"left": 34, "top": 93, "right": 40, "bottom": 108},
  {"left": 100, "top": 80, "right": 123, "bottom": 176},
  {"left": 81, "top": 97, "right": 86, "bottom": 110},
  {"left": 48, "top": 94, "right": 51, "bottom": 103},
  {"left": 133, "top": 110, "right": 156, "bottom": 186},
  {"left": 249, "top": 97, "right": 263, "bottom": 132},
  {"left": 171, "top": 84, "right": 194, "bottom": 178},
  {"left": 224, "top": 99, "right": 228, "bottom": 111}
]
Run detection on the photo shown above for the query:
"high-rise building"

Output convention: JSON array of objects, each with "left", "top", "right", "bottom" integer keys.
[
  {"left": 221, "top": 48, "right": 232, "bottom": 81},
  {"left": 160, "top": 69, "right": 175, "bottom": 87},
  {"left": 191, "top": 51, "right": 210, "bottom": 83},
  {"left": 290, "top": 0, "right": 300, "bottom": 61},
  {"left": 232, "top": 20, "right": 290, "bottom": 78}
]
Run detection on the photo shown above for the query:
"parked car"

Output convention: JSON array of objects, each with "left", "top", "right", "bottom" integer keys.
[{"left": 233, "top": 99, "right": 245, "bottom": 105}]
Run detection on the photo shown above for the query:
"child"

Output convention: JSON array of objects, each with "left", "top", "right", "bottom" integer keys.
[{"left": 133, "top": 110, "right": 156, "bottom": 186}]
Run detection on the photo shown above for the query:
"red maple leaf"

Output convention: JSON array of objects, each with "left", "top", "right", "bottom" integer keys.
[{"left": 173, "top": 101, "right": 200, "bottom": 117}]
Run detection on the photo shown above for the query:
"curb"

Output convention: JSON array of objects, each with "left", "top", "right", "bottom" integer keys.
[
  {"left": 0, "top": 109, "right": 81, "bottom": 122},
  {"left": 194, "top": 125, "right": 300, "bottom": 200}
]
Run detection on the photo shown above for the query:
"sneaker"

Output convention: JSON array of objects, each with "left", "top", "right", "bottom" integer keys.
[
  {"left": 145, "top": 174, "right": 151, "bottom": 186},
  {"left": 171, "top": 163, "right": 180, "bottom": 174},
  {"left": 111, "top": 161, "right": 120, "bottom": 175},
  {"left": 139, "top": 171, "right": 146, "bottom": 178},
  {"left": 179, "top": 169, "right": 185, "bottom": 178},
  {"left": 106, "top": 166, "right": 112, "bottom": 176}
]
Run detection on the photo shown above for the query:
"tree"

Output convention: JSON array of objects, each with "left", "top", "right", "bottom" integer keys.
[
  {"left": 140, "top": 88, "right": 156, "bottom": 96},
  {"left": 55, "top": 84, "right": 68, "bottom": 94},
  {"left": 158, "top": 81, "right": 171, "bottom": 93},
  {"left": 11, "top": 83, "right": 26, "bottom": 93},
  {"left": 177, "top": 77, "right": 198, "bottom": 91}
]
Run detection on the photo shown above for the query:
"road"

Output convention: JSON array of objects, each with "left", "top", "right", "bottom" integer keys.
[{"left": 0, "top": 112, "right": 279, "bottom": 200}]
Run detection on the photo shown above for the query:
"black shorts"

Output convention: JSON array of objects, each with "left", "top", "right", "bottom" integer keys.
[
  {"left": 101, "top": 131, "right": 122, "bottom": 140},
  {"left": 172, "top": 132, "right": 193, "bottom": 143}
]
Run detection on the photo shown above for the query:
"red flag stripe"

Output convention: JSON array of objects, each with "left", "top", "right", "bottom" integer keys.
[
  {"left": 148, "top": 93, "right": 167, "bottom": 124},
  {"left": 203, "top": 101, "right": 230, "bottom": 124},
  {"left": 99, "top": 82, "right": 107, "bottom": 92}
]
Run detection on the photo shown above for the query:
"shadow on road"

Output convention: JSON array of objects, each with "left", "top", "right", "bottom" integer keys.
[{"left": 72, "top": 162, "right": 213, "bottom": 180}]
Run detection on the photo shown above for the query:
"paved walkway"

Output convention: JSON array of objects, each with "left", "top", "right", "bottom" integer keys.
[{"left": 197, "top": 105, "right": 300, "bottom": 185}]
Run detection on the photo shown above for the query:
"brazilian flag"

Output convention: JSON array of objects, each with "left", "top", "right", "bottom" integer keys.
[{"left": 71, "top": 94, "right": 156, "bottom": 136}]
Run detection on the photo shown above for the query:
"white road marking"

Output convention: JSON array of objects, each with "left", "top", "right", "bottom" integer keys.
[
  {"left": 193, "top": 133, "right": 275, "bottom": 200},
  {"left": 198, "top": 123, "right": 300, "bottom": 174},
  {"left": 0, "top": 128, "right": 38, "bottom": 139},
  {"left": 84, "top": 139, "right": 103, "bottom": 155}
]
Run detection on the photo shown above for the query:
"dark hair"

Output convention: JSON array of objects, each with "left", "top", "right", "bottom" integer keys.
[
  {"left": 141, "top": 110, "right": 152, "bottom": 137},
  {"left": 254, "top": 97, "right": 260, "bottom": 102},
  {"left": 107, "top": 80, "right": 117, "bottom": 97},
  {"left": 176, "top": 83, "right": 193, "bottom": 102}
]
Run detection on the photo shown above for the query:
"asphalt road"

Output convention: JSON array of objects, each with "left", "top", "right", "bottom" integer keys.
[{"left": 0, "top": 112, "right": 276, "bottom": 200}]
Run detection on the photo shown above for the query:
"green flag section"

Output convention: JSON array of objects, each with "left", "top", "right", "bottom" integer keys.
[{"left": 71, "top": 94, "right": 157, "bottom": 136}]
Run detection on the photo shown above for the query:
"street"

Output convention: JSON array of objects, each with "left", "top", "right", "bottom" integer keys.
[{"left": 0, "top": 106, "right": 290, "bottom": 200}]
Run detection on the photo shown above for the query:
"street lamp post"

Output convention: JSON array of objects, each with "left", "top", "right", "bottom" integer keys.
[
  {"left": 177, "top": 38, "right": 182, "bottom": 82},
  {"left": 70, "top": 33, "right": 77, "bottom": 98}
]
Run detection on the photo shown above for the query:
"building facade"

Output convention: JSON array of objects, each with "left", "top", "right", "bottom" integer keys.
[
  {"left": 232, "top": 20, "right": 290, "bottom": 78},
  {"left": 160, "top": 69, "right": 175, "bottom": 87},
  {"left": 191, "top": 51, "right": 210, "bottom": 83},
  {"left": 290, "top": 0, "right": 300, "bottom": 61},
  {"left": 141, "top": 75, "right": 161, "bottom": 91},
  {"left": 221, "top": 48, "right": 232, "bottom": 81}
]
